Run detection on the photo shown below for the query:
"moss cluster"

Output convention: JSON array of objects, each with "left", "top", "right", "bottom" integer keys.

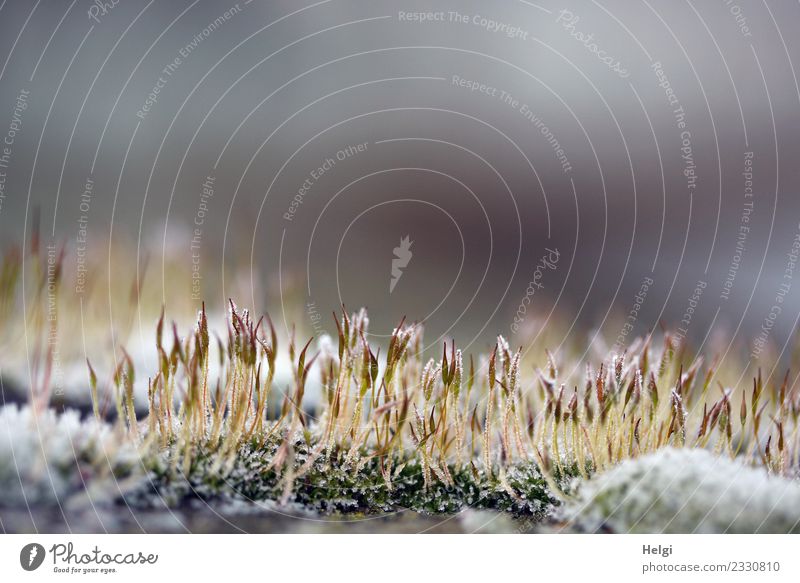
[
  {"left": 3, "top": 243, "right": 799, "bottom": 529},
  {"left": 130, "top": 437, "right": 567, "bottom": 519}
]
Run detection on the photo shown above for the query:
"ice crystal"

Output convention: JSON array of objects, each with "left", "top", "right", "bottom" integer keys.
[
  {"left": 0, "top": 405, "right": 139, "bottom": 506},
  {"left": 565, "top": 448, "right": 800, "bottom": 533}
]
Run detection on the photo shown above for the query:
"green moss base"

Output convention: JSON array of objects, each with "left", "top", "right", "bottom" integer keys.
[{"left": 131, "top": 438, "right": 568, "bottom": 519}]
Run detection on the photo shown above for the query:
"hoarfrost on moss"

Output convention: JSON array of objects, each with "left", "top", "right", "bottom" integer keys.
[
  {"left": 565, "top": 447, "right": 800, "bottom": 533},
  {"left": 0, "top": 404, "right": 140, "bottom": 506},
  {"left": 131, "top": 436, "right": 564, "bottom": 518}
]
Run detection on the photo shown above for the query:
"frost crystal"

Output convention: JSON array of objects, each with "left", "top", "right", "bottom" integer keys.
[
  {"left": 565, "top": 448, "right": 800, "bottom": 533},
  {"left": 0, "top": 405, "right": 139, "bottom": 506}
]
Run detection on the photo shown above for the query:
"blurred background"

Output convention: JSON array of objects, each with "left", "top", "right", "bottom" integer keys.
[{"left": 0, "top": 0, "right": 798, "bottom": 377}]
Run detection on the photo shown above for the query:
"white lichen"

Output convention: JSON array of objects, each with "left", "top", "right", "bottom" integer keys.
[{"left": 565, "top": 447, "right": 800, "bottom": 533}]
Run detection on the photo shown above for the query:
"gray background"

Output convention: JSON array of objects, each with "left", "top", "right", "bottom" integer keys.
[{"left": 0, "top": 0, "right": 798, "bottom": 364}]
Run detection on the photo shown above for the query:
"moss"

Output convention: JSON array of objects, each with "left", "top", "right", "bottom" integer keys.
[{"left": 128, "top": 436, "right": 570, "bottom": 520}]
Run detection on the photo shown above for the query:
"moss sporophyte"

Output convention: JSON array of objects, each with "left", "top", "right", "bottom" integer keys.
[{"left": 1, "top": 245, "right": 799, "bottom": 525}]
